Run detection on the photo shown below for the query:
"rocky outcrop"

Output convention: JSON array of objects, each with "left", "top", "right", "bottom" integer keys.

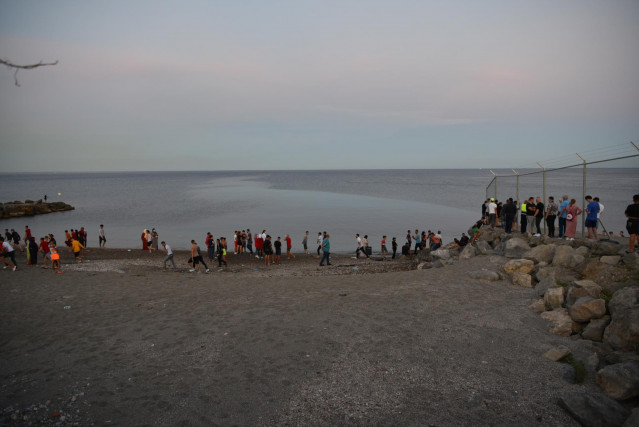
[
  {"left": 558, "top": 392, "right": 630, "bottom": 427},
  {"left": 569, "top": 297, "right": 606, "bottom": 323},
  {"left": 0, "top": 200, "right": 74, "bottom": 218},
  {"left": 540, "top": 309, "right": 572, "bottom": 336}
]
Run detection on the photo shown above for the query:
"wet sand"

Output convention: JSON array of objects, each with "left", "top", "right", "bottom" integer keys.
[{"left": 0, "top": 248, "right": 578, "bottom": 425}]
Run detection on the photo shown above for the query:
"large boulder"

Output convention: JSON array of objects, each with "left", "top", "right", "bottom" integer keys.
[
  {"left": 608, "top": 287, "right": 639, "bottom": 316},
  {"left": 512, "top": 271, "right": 533, "bottom": 288},
  {"left": 596, "top": 361, "right": 639, "bottom": 401},
  {"left": 544, "top": 287, "right": 565, "bottom": 310},
  {"left": 475, "top": 240, "right": 493, "bottom": 255},
  {"left": 540, "top": 308, "right": 573, "bottom": 336},
  {"left": 566, "top": 280, "right": 603, "bottom": 307},
  {"left": 577, "top": 260, "right": 630, "bottom": 284},
  {"left": 558, "top": 391, "right": 629, "bottom": 427},
  {"left": 543, "top": 345, "right": 571, "bottom": 361},
  {"left": 459, "top": 245, "right": 477, "bottom": 260},
  {"left": 523, "top": 244, "right": 556, "bottom": 264},
  {"left": 529, "top": 299, "right": 546, "bottom": 314},
  {"left": 535, "top": 266, "right": 556, "bottom": 282},
  {"left": 569, "top": 297, "right": 606, "bottom": 323},
  {"left": 604, "top": 308, "right": 639, "bottom": 351},
  {"left": 581, "top": 316, "right": 611, "bottom": 342},
  {"left": 591, "top": 241, "right": 624, "bottom": 256},
  {"left": 622, "top": 251, "right": 639, "bottom": 268},
  {"left": 503, "top": 259, "right": 535, "bottom": 275},
  {"left": 503, "top": 237, "right": 530, "bottom": 258},
  {"left": 552, "top": 246, "right": 584, "bottom": 268},
  {"left": 431, "top": 248, "right": 452, "bottom": 261},
  {"left": 600, "top": 256, "right": 621, "bottom": 266},
  {"left": 536, "top": 271, "right": 559, "bottom": 298}
]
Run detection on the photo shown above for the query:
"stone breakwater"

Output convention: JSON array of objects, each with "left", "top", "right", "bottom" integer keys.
[
  {"left": 0, "top": 200, "right": 75, "bottom": 218},
  {"left": 414, "top": 230, "right": 639, "bottom": 426}
]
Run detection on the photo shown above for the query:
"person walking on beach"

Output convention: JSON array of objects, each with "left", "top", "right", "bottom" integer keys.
[
  {"left": 316, "top": 232, "right": 323, "bottom": 257},
  {"left": 50, "top": 242, "right": 61, "bottom": 273},
  {"left": 11, "top": 229, "right": 23, "bottom": 252},
  {"left": 564, "top": 199, "right": 583, "bottom": 240},
  {"left": 585, "top": 195, "right": 600, "bottom": 240},
  {"left": 285, "top": 234, "right": 296, "bottom": 259},
  {"left": 558, "top": 195, "right": 570, "bottom": 238},
  {"left": 274, "top": 237, "right": 282, "bottom": 264},
  {"left": 24, "top": 225, "right": 32, "bottom": 247},
  {"left": 98, "top": 224, "right": 106, "bottom": 248},
  {"left": 319, "top": 233, "right": 331, "bottom": 266},
  {"left": 161, "top": 241, "right": 177, "bottom": 271},
  {"left": 391, "top": 237, "right": 398, "bottom": 259},
  {"left": 624, "top": 194, "right": 639, "bottom": 253},
  {"left": 356, "top": 234, "right": 363, "bottom": 258},
  {"left": 39, "top": 237, "right": 51, "bottom": 269},
  {"left": 70, "top": 235, "right": 85, "bottom": 263},
  {"left": 141, "top": 230, "right": 149, "bottom": 251},
  {"left": 190, "top": 240, "right": 210, "bottom": 272},
  {"left": 217, "top": 238, "right": 228, "bottom": 268},
  {"left": 246, "top": 229, "right": 254, "bottom": 255},
  {"left": 381, "top": 236, "right": 388, "bottom": 259},
  {"left": 151, "top": 228, "right": 159, "bottom": 251},
  {"left": 1, "top": 237, "right": 18, "bottom": 271},
  {"left": 302, "top": 231, "right": 309, "bottom": 255},
  {"left": 263, "top": 235, "right": 273, "bottom": 266},
  {"left": 545, "top": 197, "right": 558, "bottom": 237}
]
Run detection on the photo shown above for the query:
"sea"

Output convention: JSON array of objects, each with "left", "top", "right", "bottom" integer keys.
[{"left": 0, "top": 169, "right": 637, "bottom": 252}]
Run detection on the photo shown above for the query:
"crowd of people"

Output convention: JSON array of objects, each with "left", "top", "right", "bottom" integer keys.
[
  {"left": 2, "top": 194, "right": 638, "bottom": 273},
  {"left": 476, "top": 194, "right": 639, "bottom": 253}
]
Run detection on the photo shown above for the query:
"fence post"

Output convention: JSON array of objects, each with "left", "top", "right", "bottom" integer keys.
[
  {"left": 512, "top": 169, "right": 519, "bottom": 228},
  {"left": 537, "top": 163, "right": 546, "bottom": 236},
  {"left": 490, "top": 170, "right": 497, "bottom": 200},
  {"left": 576, "top": 153, "right": 587, "bottom": 238}
]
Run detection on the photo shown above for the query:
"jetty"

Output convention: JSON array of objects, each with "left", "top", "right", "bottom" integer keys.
[{"left": 0, "top": 200, "right": 74, "bottom": 218}]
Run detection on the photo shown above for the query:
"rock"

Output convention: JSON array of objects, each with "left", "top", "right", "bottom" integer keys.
[
  {"left": 578, "top": 260, "right": 631, "bottom": 284},
  {"left": 511, "top": 271, "right": 533, "bottom": 288},
  {"left": 468, "top": 270, "right": 501, "bottom": 281},
  {"left": 623, "top": 408, "right": 639, "bottom": 427},
  {"left": 503, "top": 237, "right": 530, "bottom": 258},
  {"left": 558, "top": 391, "right": 629, "bottom": 427},
  {"left": 529, "top": 299, "right": 546, "bottom": 314},
  {"left": 543, "top": 345, "right": 571, "bottom": 361},
  {"left": 569, "top": 297, "right": 606, "bottom": 322},
  {"left": 592, "top": 241, "right": 624, "bottom": 256},
  {"left": 562, "top": 364, "right": 577, "bottom": 384},
  {"left": 596, "top": 361, "right": 639, "bottom": 401},
  {"left": 431, "top": 249, "right": 451, "bottom": 261},
  {"left": 475, "top": 240, "right": 493, "bottom": 255},
  {"left": 523, "top": 244, "right": 556, "bottom": 264},
  {"left": 540, "top": 308, "right": 573, "bottom": 336},
  {"left": 604, "top": 308, "right": 639, "bottom": 351},
  {"left": 552, "top": 245, "right": 585, "bottom": 268},
  {"left": 566, "top": 280, "right": 603, "bottom": 307},
  {"left": 605, "top": 351, "right": 639, "bottom": 365},
  {"left": 432, "top": 260, "right": 444, "bottom": 268},
  {"left": 622, "top": 251, "right": 639, "bottom": 268},
  {"left": 581, "top": 316, "right": 611, "bottom": 342},
  {"left": 600, "top": 256, "right": 621, "bottom": 266},
  {"left": 608, "top": 286, "right": 639, "bottom": 316},
  {"left": 459, "top": 245, "right": 476, "bottom": 260},
  {"left": 575, "top": 246, "right": 590, "bottom": 257},
  {"left": 536, "top": 272, "right": 558, "bottom": 298},
  {"left": 503, "top": 259, "right": 535, "bottom": 275},
  {"left": 544, "top": 287, "right": 565, "bottom": 310}
]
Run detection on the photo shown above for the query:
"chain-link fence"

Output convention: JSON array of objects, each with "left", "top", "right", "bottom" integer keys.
[{"left": 485, "top": 142, "right": 639, "bottom": 237}]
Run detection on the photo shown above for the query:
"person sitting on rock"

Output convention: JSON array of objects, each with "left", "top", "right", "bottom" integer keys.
[
  {"left": 471, "top": 220, "right": 483, "bottom": 245},
  {"left": 454, "top": 233, "right": 469, "bottom": 247}
]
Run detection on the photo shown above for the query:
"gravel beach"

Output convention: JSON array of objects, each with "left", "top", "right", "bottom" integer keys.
[{"left": 1, "top": 248, "right": 581, "bottom": 425}]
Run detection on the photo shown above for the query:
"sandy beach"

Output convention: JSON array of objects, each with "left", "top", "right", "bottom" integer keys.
[{"left": 1, "top": 247, "right": 581, "bottom": 425}]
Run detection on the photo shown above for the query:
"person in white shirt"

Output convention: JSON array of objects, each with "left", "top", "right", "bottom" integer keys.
[
  {"left": 488, "top": 198, "right": 498, "bottom": 228},
  {"left": 161, "top": 241, "right": 176, "bottom": 270},
  {"left": 356, "top": 234, "right": 363, "bottom": 258},
  {"left": 1, "top": 237, "right": 17, "bottom": 270}
]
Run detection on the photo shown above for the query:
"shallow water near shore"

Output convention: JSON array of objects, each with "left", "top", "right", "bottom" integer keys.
[{"left": 0, "top": 168, "right": 637, "bottom": 251}]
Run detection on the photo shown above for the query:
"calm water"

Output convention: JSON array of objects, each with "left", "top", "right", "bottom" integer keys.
[{"left": 0, "top": 169, "right": 637, "bottom": 252}]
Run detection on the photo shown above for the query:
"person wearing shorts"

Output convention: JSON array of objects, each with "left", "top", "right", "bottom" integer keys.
[
  {"left": 1, "top": 237, "right": 18, "bottom": 270},
  {"left": 274, "top": 237, "right": 282, "bottom": 264},
  {"left": 70, "top": 237, "right": 85, "bottom": 263},
  {"left": 625, "top": 194, "right": 639, "bottom": 253},
  {"left": 190, "top": 240, "right": 209, "bottom": 272},
  {"left": 585, "top": 195, "right": 600, "bottom": 240},
  {"left": 98, "top": 224, "right": 106, "bottom": 247},
  {"left": 285, "top": 234, "right": 295, "bottom": 259},
  {"left": 302, "top": 231, "right": 309, "bottom": 255},
  {"left": 381, "top": 236, "right": 388, "bottom": 259}
]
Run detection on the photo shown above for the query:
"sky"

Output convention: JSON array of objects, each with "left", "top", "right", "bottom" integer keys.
[{"left": 1, "top": 0, "right": 638, "bottom": 172}]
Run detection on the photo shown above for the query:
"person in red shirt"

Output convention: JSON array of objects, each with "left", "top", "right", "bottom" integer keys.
[
  {"left": 285, "top": 234, "right": 296, "bottom": 260},
  {"left": 39, "top": 236, "right": 51, "bottom": 269},
  {"left": 24, "top": 225, "right": 32, "bottom": 246}
]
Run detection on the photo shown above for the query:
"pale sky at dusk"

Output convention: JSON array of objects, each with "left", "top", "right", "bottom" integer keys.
[{"left": 1, "top": 0, "right": 638, "bottom": 172}]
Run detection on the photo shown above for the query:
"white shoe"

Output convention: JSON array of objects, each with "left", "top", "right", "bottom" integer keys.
[
  {"left": 189, "top": 269, "right": 195, "bottom": 272},
  {"left": 206, "top": 269, "right": 210, "bottom": 273},
  {"left": 12, "top": 266, "right": 17, "bottom": 271}
]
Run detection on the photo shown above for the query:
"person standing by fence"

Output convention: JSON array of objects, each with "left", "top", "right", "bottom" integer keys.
[
  {"left": 545, "top": 197, "right": 558, "bottom": 237},
  {"left": 564, "top": 199, "right": 583, "bottom": 240},
  {"left": 558, "top": 195, "right": 570, "bottom": 238},
  {"left": 625, "top": 194, "right": 639, "bottom": 254}
]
